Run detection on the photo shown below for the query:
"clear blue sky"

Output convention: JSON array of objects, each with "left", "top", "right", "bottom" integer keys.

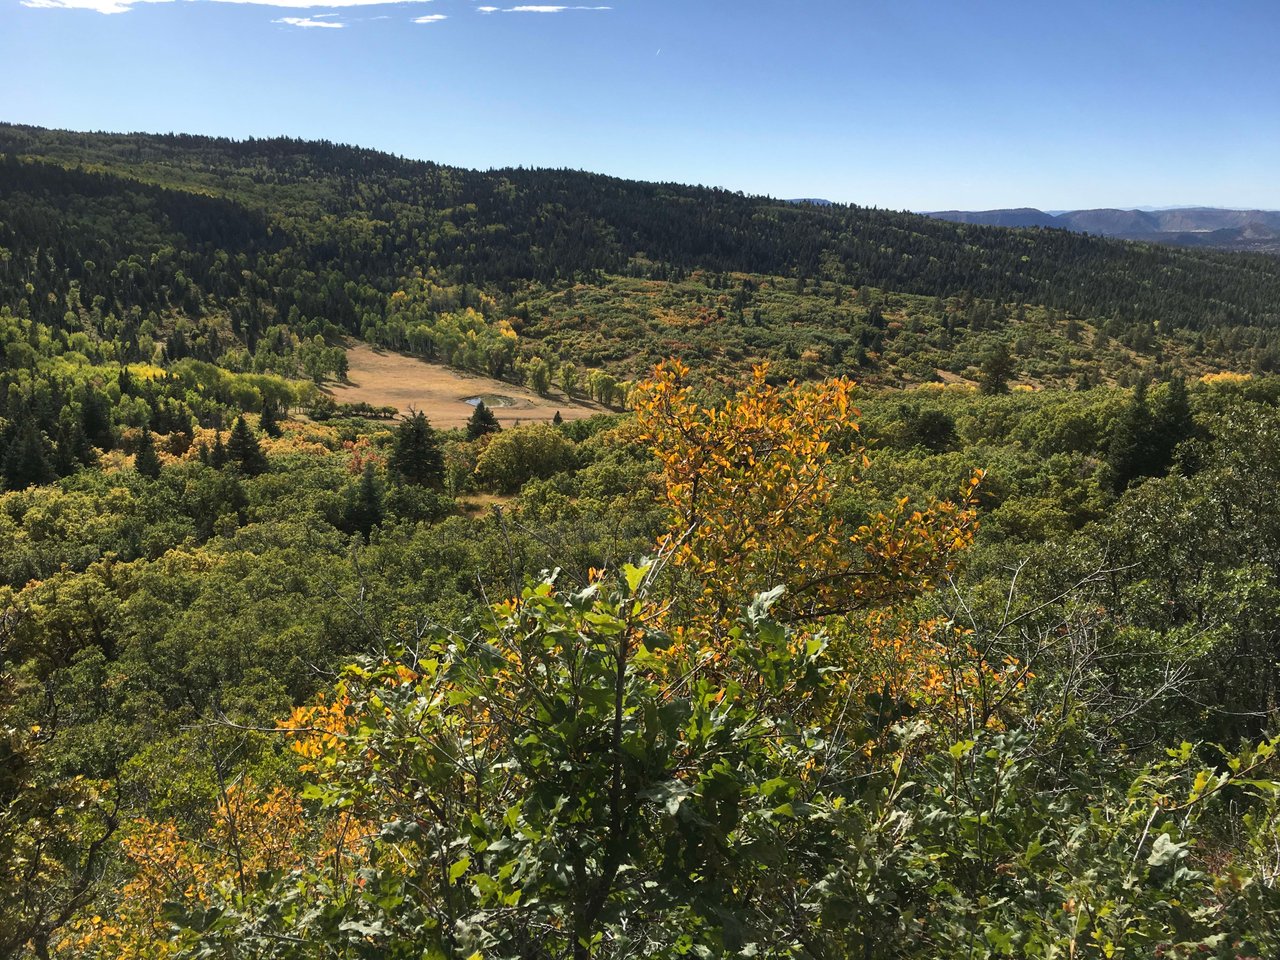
[{"left": 3, "top": 0, "right": 1279, "bottom": 211}]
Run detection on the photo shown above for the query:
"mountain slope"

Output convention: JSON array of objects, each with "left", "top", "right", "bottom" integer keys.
[{"left": 3, "top": 122, "right": 1280, "bottom": 390}]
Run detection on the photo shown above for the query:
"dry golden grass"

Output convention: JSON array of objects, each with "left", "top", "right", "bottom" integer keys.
[{"left": 326, "top": 343, "right": 602, "bottom": 428}]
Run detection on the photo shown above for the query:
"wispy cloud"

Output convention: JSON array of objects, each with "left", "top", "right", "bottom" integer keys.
[
  {"left": 22, "top": 0, "right": 155, "bottom": 13},
  {"left": 24, "top": 0, "right": 437, "bottom": 13},
  {"left": 475, "top": 3, "right": 611, "bottom": 11},
  {"left": 275, "top": 13, "right": 343, "bottom": 25},
  {"left": 22, "top": 0, "right": 610, "bottom": 20}
]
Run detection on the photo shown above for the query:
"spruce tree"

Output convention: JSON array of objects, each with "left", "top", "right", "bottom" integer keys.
[
  {"left": 225, "top": 417, "right": 267, "bottom": 476},
  {"left": 466, "top": 402, "right": 501, "bottom": 441},
  {"left": 134, "top": 428, "right": 162, "bottom": 480},
  {"left": 2, "top": 419, "right": 55, "bottom": 491},
  {"left": 390, "top": 412, "right": 445, "bottom": 487},
  {"left": 1106, "top": 379, "right": 1153, "bottom": 491},
  {"left": 210, "top": 432, "right": 228, "bottom": 468},
  {"left": 344, "top": 461, "right": 385, "bottom": 539},
  {"left": 1151, "top": 375, "right": 1192, "bottom": 466},
  {"left": 259, "top": 402, "right": 282, "bottom": 439},
  {"left": 54, "top": 418, "right": 97, "bottom": 475},
  {"left": 80, "top": 391, "right": 114, "bottom": 451}
]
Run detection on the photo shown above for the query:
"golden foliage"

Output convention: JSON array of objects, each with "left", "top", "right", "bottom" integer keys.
[
  {"left": 632, "top": 359, "right": 981, "bottom": 624},
  {"left": 60, "top": 779, "right": 364, "bottom": 959},
  {"left": 1199, "top": 370, "right": 1252, "bottom": 385},
  {"left": 838, "top": 613, "right": 1025, "bottom": 732}
]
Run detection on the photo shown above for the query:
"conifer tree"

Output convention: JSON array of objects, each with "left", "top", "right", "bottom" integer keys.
[
  {"left": 344, "top": 461, "right": 384, "bottom": 539},
  {"left": 1152, "top": 375, "right": 1192, "bottom": 464},
  {"left": 466, "top": 401, "right": 501, "bottom": 441},
  {"left": 978, "top": 342, "right": 1014, "bottom": 395},
  {"left": 133, "top": 428, "right": 162, "bottom": 480},
  {"left": 210, "top": 432, "right": 228, "bottom": 469},
  {"left": 1106, "top": 378, "right": 1153, "bottom": 491},
  {"left": 80, "top": 391, "right": 114, "bottom": 451},
  {"left": 259, "top": 402, "right": 282, "bottom": 439},
  {"left": 54, "top": 418, "right": 97, "bottom": 475},
  {"left": 391, "top": 412, "right": 445, "bottom": 487},
  {"left": 225, "top": 417, "right": 267, "bottom": 476},
  {"left": 2, "top": 419, "right": 55, "bottom": 491}
]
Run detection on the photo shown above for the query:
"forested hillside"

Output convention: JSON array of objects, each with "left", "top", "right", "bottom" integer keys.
[
  {"left": 4, "top": 123, "right": 1280, "bottom": 391},
  {"left": 6, "top": 124, "right": 1280, "bottom": 958}
]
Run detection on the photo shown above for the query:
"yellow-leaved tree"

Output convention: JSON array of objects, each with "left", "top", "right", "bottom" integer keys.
[{"left": 632, "top": 359, "right": 982, "bottom": 627}]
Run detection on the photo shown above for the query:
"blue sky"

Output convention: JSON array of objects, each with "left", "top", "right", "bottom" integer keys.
[{"left": 3, "top": 0, "right": 1279, "bottom": 210}]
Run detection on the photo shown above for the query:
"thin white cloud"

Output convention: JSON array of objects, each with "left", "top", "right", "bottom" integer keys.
[
  {"left": 23, "top": 0, "right": 608, "bottom": 17},
  {"left": 216, "top": 0, "right": 435, "bottom": 5},
  {"left": 24, "top": 0, "right": 436, "bottom": 13},
  {"left": 275, "top": 13, "right": 343, "bottom": 25},
  {"left": 22, "top": 0, "right": 156, "bottom": 13}
]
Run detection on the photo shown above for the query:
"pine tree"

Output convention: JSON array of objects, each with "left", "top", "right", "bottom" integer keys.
[
  {"left": 2, "top": 419, "right": 55, "bottom": 491},
  {"left": 1106, "top": 379, "right": 1153, "bottom": 491},
  {"left": 225, "top": 417, "right": 267, "bottom": 476},
  {"left": 1151, "top": 375, "right": 1192, "bottom": 463},
  {"left": 344, "top": 462, "right": 384, "bottom": 539},
  {"left": 80, "top": 390, "right": 114, "bottom": 451},
  {"left": 467, "top": 402, "right": 501, "bottom": 441},
  {"left": 391, "top": 412, "right": 445, "bottom": 487},
  {"left": 211, "top": 432, "right": 228, "bottom": 468},
  {"left": 134, "top": 428, "right": 162, "bottom": 480},
  {"left": 259, "top": 402, "right": 282, "bottom": 439},
  {"left": 54, "top": 418, "right": 97, "bottom": 475},
  {"left": 978, "top": 342, "right": 1014, "bottom": 395}
]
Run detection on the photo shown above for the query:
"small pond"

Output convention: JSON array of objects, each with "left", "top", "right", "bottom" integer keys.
[{"left": 463, "top": 394, "right": 518, "bottom": 408}]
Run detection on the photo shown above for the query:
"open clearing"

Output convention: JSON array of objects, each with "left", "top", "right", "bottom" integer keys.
[{"left": 326, "top": 343, "right": 604, "bottom": 429}]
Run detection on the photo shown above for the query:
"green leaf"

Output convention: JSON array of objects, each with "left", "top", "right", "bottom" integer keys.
[{"left": 622, "top": 561, "right": 650, "bottom": 593}]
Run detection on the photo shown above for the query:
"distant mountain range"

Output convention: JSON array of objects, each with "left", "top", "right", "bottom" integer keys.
[{"left": 924, "top": 207, "right": 1280, "bottom": 253}]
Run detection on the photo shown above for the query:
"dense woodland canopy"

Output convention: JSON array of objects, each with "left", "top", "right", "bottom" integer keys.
[
  {"left": 4, "top": 123, "right": 1280, "bottom": 385},
  {"left": 4, "top": 125, "right": 1280, "bottom": 957}
]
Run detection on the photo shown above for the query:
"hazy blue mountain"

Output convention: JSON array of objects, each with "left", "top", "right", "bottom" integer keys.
[{"left": 924, "top": 206, "right": 1280, "bottom": 252}]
